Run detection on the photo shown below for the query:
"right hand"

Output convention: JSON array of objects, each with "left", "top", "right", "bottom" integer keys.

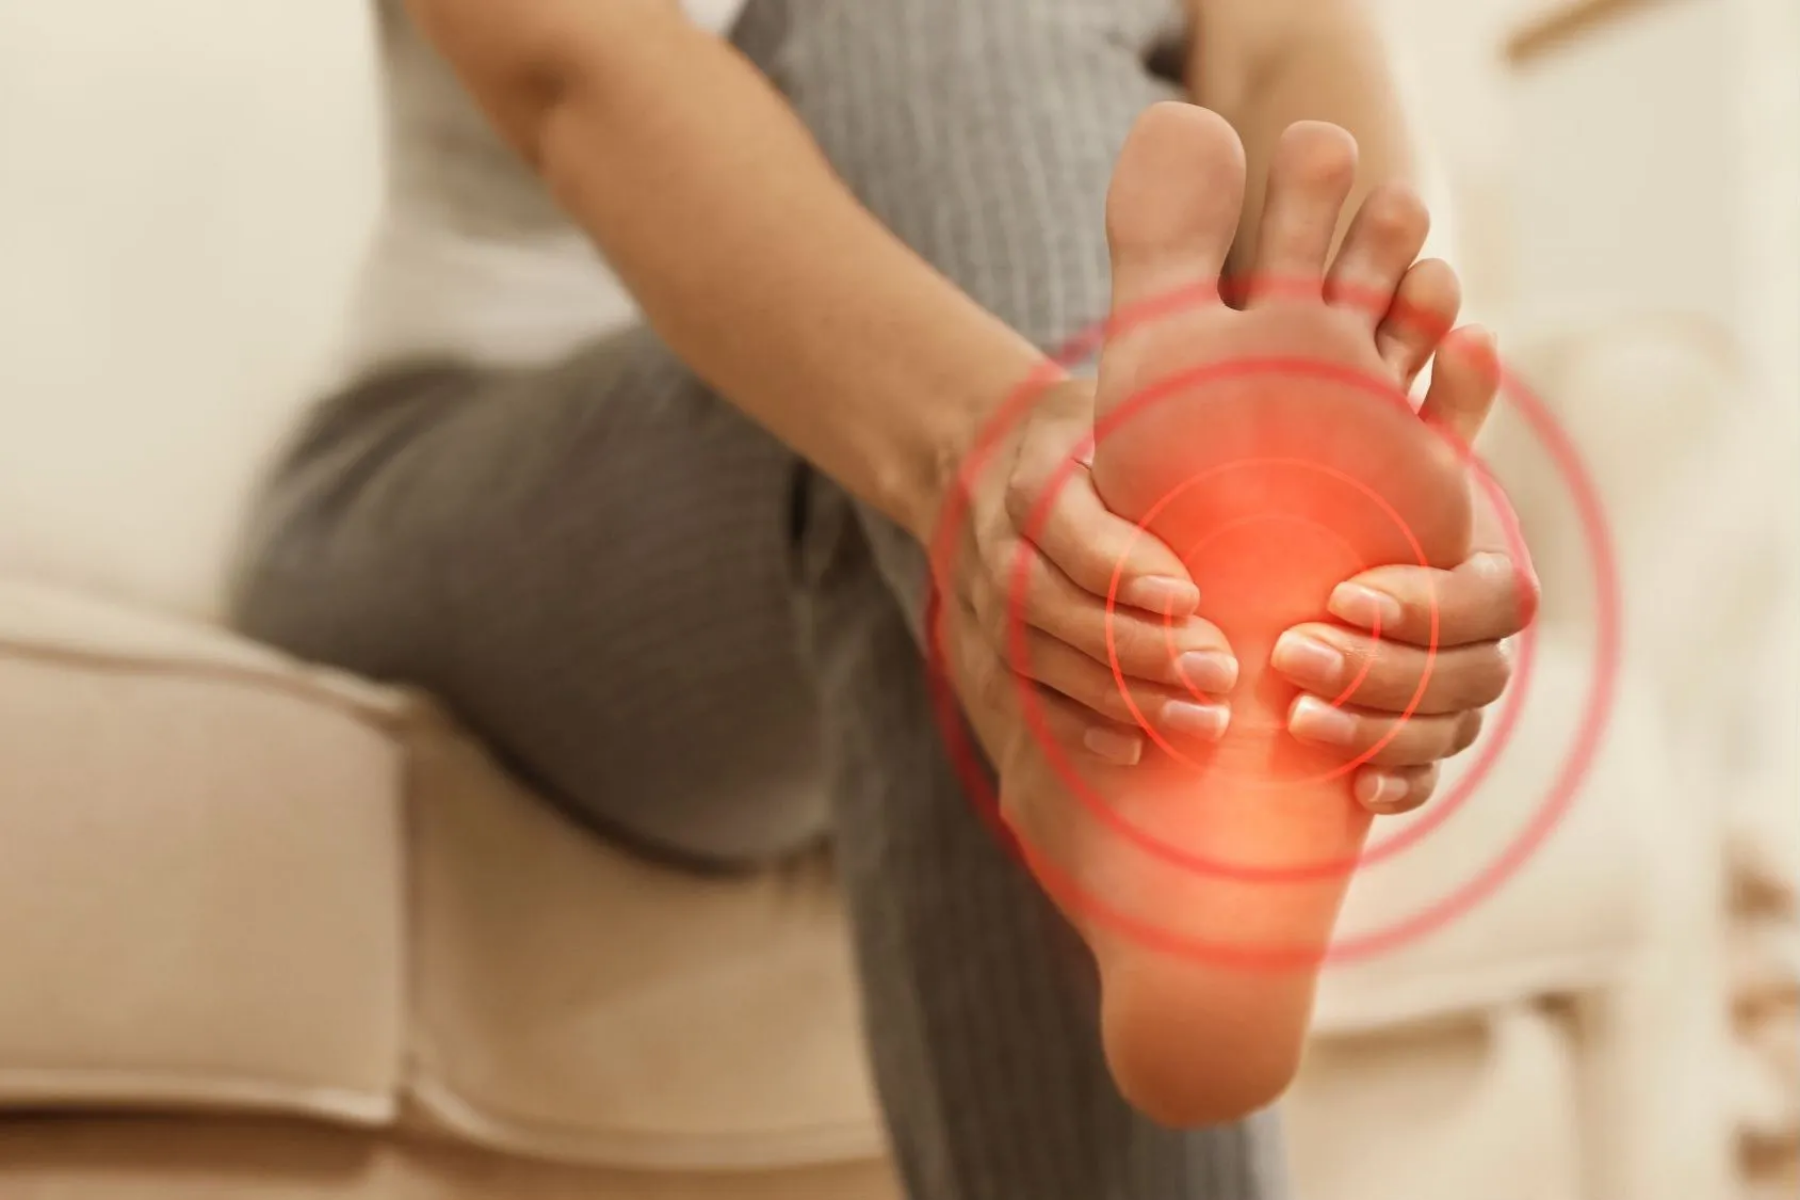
[{"left": 940, "top": 375, "right": 1240, "bottom": 767}]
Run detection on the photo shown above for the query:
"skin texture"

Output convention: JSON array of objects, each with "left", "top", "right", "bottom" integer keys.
[
  {"left": 399, "top": 0, "right": 1538, "bottom": 1124},
  {"left": 1089, "top": 105, "right": 1494, "bottom": 1123},
  {"left": 939, "top": 104, "right": 1509, "bottom": 1127}
]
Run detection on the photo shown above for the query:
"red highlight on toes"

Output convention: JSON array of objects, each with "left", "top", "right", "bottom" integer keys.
[{"left": 922, "top": 274, "right": 1619, "bottom": 970}]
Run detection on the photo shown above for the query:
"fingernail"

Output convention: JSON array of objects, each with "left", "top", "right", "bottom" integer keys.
[
  {"left": 1289, "top": 694, "right": 1358, "bottom": 746},
  {"left": 1176, "top": 650, "right": 1239, "bottom": 694},
  {"left": 1272, "top": 632, "right": 1345, "bottom": 686},
  {"left": 1163, "top": 701, "right": 1231, "bottom": 741},
  {"left": 1327, "top": 583, "right": 1403, "bottom": 631},
  {"left": 1356, "top": 772, "right": 1410, "bottom": 811},
  {"left": 1084, "top": 725, "right": 1144, "bottom": 766},
  {"left": 1121, "top": 575, "right": 1199, "bottom": 617}
]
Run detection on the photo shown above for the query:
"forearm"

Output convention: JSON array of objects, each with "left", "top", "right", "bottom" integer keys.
[
  {"left": 402, "top": 0, "right": 1046, "bottom": 541},
  {"left": 1187, "top": 0, "right": 1420, "bottom": 271}
]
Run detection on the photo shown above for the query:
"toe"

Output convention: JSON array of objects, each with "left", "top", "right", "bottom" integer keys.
[
  {"left": 1417, "top": 325, "right": 1501, "bottom": 454},
  {"left": 1246, "top": 122, "right": 1358, "bottom": 306},
  {"left": 1376, "top": 258, "right": 1461, "bottom": 382},
  {"left": 1326, "top": 183, "right": 1430, "bottom": 328},
  {"left": 1106, "top": 102, "right": 1247, "bottom": 320}
]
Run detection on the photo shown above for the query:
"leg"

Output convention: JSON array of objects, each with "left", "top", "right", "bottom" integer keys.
[
  {"left": 735, "top": 1, "right": 1288, "bottom": 1195},
  {"left": 231, "top": 330, "right": 825, "bottom": 868}
]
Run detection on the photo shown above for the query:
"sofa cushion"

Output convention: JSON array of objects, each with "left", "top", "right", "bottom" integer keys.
[
  {"left": 0, "top": 579, "right": 1670, "bottom": 1171},
  {"left": 402, "top": 725, "right": 883, "bottom": 1171},
  {"left": 0, "top": 1115, "right": 899, "bottom": 1200},
  {"left": 0, "top": 580, "right": 407, "bottom": 1123},
  {"left": 0, "top": 579, "right": 885, "bottom": 1172}
]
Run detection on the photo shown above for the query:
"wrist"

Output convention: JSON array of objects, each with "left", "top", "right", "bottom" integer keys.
[{"left": 898, "top": 341, "right": 1065, "bottom": 549}]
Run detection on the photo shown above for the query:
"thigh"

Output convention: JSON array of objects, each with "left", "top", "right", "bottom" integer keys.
[{"left": 231, "top": 328, "right": 826, "bottom": 868}]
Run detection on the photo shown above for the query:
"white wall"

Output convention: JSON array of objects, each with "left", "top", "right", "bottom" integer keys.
[
  {"left": 0, "top": 0, "right": 382, "bottom": 617},
  {"left": 1385, "top": 0, "right": 1778, "bottom": 339},
  {"left": 1509, "top": 1, "right": 1739, "bottom": 327}
]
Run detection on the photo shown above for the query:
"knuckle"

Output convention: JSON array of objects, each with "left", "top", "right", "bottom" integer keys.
[
  {"left": 976, "top": 524, "right": 1020, "bottom": 587},
  {"left": 980, "top": 545, "right": 1035, "bottom": 631},
  {"left": 1107, "top": 618, "right": 1163, "bottom": 675},
  {"left": 1074, "top": 658, "right": 1131, "bottom": 719},
  {"left": 977, "top": 656, "right": 1015, "bottom": 714},
  {"left": 1364, "top": 184, "right": 1429, "bottom": 244},
  {"left": 1395, "top": 593, "right": 1434, "bottom": 636},
  {"left": 1002, "top": 460, "right": 1053, "bottom": 531},
  {"left": 1436, "top": 648, "right": 1507, "bottom": 711},
  {"left": 1485, "top": 644, "right": 1516, "bottom": 699},
  {"left": 1515, "top": 569, "right": 1544, "bottom": 628},
  {"left": 1087, "top": 677, "right": 1134, "bottom": 723},
  {"left": 1452, "top": 710, "right": 1485, "bottom": 754},
  {"left": 1467, "top": 646, "right": 1512, "bottom": 707}
]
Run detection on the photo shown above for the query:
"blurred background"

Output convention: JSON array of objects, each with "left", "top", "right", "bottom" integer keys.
[{"left": 0, "top": 2, "right": 1794, "bottom": 1199}]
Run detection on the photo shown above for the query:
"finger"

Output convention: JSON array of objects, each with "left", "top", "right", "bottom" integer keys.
[
  {"left": 1034, "top": 682, "right": 1149, "bottom": 768},
  {"left": 1375, "top": 258, "right": 1460, "bottom": 384},
  {"left": 1007, "top": 415, "right": 1201, "bottom": 617},
  {"left": 1324, "top": 551, "right": 1539, "bottom": 646},
  {"left": 1417, "top": 324, "right": 1500, "bottom": 452},
  {"left": 1353, "top": 764, "right": 1441, "bottom": 815},
  {"left": 949, "top": 592, "right": 1150, "bottom": 768},
  {"left": 1271, "top": 623, "right": 1513, "bottom": 715},
  {"left": 1022, "top": 632, "right": 1233, "bottom": 742},
  {"left": 975, "top": 535, "right": 1239, "bottom": 689},
  {"left": 1288, "top": 697, "right": 1483, "bottom": 767}
]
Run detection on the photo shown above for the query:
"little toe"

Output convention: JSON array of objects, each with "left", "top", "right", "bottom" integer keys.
[
  {"left": 1106, "top": 102, "right": 1248, "bottom": 320},
  {"left": 1375, "top": 258, "right": 1461, "bottom": 383},
  {"left": 1246, "top": 121, "right": 1358, "bottom": 306},
  {"left": 1325, "top": 182, "right": 1430, "bottom": 329}
]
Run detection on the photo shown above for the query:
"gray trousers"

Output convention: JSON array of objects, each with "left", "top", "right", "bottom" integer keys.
[{"left": 231, "top": 1, "right": 1287, "bottom": 1195}]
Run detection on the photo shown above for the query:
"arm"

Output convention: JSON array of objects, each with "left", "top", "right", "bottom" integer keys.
[
  {"left": 400, "top": 0, "right": 1046, "bottom": 542},
  {"left": 1186, "top": 0, "right": 1421, "bottom": 270}
]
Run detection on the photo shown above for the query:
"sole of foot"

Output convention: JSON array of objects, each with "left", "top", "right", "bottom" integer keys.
[{"left": 1012, "top": 103, "right": 1498, "bottom": 1126}]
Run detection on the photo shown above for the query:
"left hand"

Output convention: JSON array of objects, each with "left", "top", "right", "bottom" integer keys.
[{"left": 1271, "top": 484, "right": 1541, "bottom": 814}]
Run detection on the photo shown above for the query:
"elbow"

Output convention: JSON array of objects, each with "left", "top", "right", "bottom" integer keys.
[{"left": 400, "top": 0, "right": 686, "bottom": 170}]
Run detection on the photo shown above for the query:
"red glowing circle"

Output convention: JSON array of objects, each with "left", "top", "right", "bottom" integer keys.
[
  {"left": 1097, "top": 450, "right": 1432, "bottom": 780},
  {"left": 1157, "top": 511, "right": 1381, "bottom": 711},
  {"left": 1008, "top": 359, "right": 1533, "bottom": 886},
  {"left": 920, "top": 274, "right": 1609, "bottom": 968}
]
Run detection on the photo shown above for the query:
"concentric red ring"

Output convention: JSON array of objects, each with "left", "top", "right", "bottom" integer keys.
[{"left": 920, "top": 274, "right": 1610, "bottom": 968}]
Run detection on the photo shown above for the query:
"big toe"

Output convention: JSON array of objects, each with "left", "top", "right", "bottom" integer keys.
[
  {"left": 1105, "top": 102, "right": 1247, "bottom": 319},
  {"left": 1247, "top": 121, "right": 1359, "bottom": 306}
]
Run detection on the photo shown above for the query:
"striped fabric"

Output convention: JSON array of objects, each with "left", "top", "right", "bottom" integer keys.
[{"left": 230, "top": 1, "right": 1288, "bottom": 1195}]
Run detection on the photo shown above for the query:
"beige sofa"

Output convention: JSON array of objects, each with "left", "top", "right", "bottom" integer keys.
[{"left": 0, "top": 3, "right": 1755, "bottom": 1198}]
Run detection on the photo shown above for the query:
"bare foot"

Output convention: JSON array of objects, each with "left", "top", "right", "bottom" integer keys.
[{"left": 999, "top": 105, "right": 1499, "bottom": 1124}]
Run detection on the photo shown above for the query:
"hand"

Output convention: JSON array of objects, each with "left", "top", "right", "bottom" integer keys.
[
  {"left": 1273, "top": 477, "right": 1542, "bottom": 815},
  {"left": 945, "top": 376, "right": 1239, "bottom": 767}
]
